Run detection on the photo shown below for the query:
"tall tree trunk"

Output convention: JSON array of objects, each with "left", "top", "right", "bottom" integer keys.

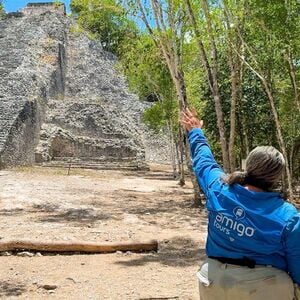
[
  {"left": 238, "top": 45, "right": 248, "bottom": 158},
  {"left": 286, "top": 49, "right": 300, "bottom": 113},
  {"left": 201, "top": 0, "right": 230, "bottom": 172},
  {"left": 178, "top": 126, "right": 185, "bottom": 186},
  {"left": 227, "top": 48, "right": 239, "bottom": 172},
  {"left": 175, "top": 70, "right": 203, "bottom": 204},
  {"left": 230, "top": 23, "right": 294, "bottom": 199},
  {"left": 154, "top": 91, "right": 178, "bottom": 179},
  {"left": 175, "top": 137, "right": 181, "bottom": 178},
  {"left": 185, "top": 140, "right": 203, "bottom": 206},
  {"left": 262, "top": 80, "right": 294, "bottom": 199},
  {"left": 223, "top": 5, "right": 243, "bottom": 172},
  {"left": 184, "top": 0, "right": 230, "bottom": 172},
  {"left": 166, "top": 121, "right": 178, "bottom": 179},
  {"left": 137, "top": 0, "right": 203, "bottom": 203}
]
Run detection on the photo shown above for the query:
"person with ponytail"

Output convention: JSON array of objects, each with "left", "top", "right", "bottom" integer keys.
[{"left": 181, "top": 108, "right": 300, "bottom": 300}]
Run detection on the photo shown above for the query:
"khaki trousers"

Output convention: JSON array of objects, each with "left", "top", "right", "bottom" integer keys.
[{"left": 198, "top": 258, "right": 296, "bottom": 300}]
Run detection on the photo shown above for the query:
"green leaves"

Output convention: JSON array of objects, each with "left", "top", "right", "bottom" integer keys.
[
  {"left": 71, "top": 0, "right": 138, "bottom": 55},
  {"left": 143, "top": 99, "right": 178, "bottom": 132},
  {"left": 119, "top": 33, "right": 178, "bottom": 130}
]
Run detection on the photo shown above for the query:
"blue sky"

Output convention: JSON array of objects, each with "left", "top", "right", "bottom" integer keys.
[{"left": 4, "top": 0, "right": 71, "bottom": 13}]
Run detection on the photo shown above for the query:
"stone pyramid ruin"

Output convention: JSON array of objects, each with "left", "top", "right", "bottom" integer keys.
[{"left": 0, "top": 3, "right": 170, "bottom": 170}]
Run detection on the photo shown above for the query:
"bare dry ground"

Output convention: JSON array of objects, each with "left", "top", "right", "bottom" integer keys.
[{"left": 0, "top": 165, "right": 208, "bottom": 300}]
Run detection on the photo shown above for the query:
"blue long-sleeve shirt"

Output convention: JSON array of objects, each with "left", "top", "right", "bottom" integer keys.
[{"left": 188, "top": 128, "right": 300, "bottom": 285}]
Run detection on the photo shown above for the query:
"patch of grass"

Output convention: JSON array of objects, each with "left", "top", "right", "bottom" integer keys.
[{"left": 69, "top": 24, "right": 97, "bottom": 40}]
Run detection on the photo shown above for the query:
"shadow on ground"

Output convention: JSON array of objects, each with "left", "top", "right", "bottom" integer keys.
[
  {"left": 125, "top": 196, "right": 202, "bottom": 216},
  {"left": 3, "top": 168, "right": 207, "bottom": 230},
  {"left": 0, "top": 281, "right": 26, "bottom": 297},
  {"left": 33, "top": 189, "right": 206, "bottom": 228},
  {"left": 0, "top": 208, "right": 24, "bottom": 216},
  {"left": 38, "top": 208, "right": 116, "bottom": 225},
  {"left": 115, "top": 236, "right": 205, "bottom": 268},
  {"left": 110, "top": 190, "right": 207, "bottom": 228},
  {"left": 31, "top": 203, "right": 60, "bottom": 213}
]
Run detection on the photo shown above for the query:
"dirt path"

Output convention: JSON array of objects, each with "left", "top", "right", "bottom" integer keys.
[{"left": 0, "top": 165, "right": 207, "bottom": 299}]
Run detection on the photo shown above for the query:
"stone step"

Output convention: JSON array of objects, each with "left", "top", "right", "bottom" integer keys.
[
  {"left": 51, "top": 156, "right": 137, "bottom": 163},
  {"left": 39, "top": 160, "right": 149, "bottom": 171}
]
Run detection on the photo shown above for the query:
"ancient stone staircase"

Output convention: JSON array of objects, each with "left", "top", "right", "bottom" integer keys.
[
  {"left": 0, "top": 17, "right": 27, "bottom": 154},
  {"left": 0, "top": 12, "right": 67, "bottom": 168}
]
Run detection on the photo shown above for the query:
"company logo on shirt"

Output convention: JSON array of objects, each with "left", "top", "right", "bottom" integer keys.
[
  {"left": 233, "top": 206, "right": 245, "bottom": 220},
  {"left": 213, "top": 207, "right": 255, "bottom": 238}
]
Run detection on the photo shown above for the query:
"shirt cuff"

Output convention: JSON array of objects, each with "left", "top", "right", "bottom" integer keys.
[{"left": 188, "top": 128, "right": 204, "bottom": 139}]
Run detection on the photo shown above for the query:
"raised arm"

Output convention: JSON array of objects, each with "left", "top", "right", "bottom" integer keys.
[
  {"left": 188, "top": 128, "right": 224, "bottom": 194},
  {"left": 181, "top": 108, "right": 224, "bottom": 196}
]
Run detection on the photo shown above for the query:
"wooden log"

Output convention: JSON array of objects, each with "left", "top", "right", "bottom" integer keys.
[{"left": 0, "top": 239, "right": 158, "bottom": 253}]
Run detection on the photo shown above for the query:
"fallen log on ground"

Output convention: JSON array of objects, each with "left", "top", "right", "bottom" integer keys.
[{"left": 0, "top": 239, "right": 158, "bottom": 253}]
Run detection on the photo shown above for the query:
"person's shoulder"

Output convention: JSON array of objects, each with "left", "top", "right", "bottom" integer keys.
[
  {"left": 280, "top": 200, "right": 298, "bottom": 214},
  {"left": 208, "top": 174, "right": 226, "bottom": 190},
  {"left": 283, "top": 210, "right": 300, "bottom": 236},
  {"left": 276, "top": 200, "right": 299, "bottom": 223}
]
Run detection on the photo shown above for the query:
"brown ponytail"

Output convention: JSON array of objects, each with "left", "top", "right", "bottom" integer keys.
[{"left": 223, "top": 171, "right": 247, "bottom": 186}]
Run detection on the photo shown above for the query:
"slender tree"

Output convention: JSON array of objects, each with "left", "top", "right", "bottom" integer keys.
[
  {"left": 133, "top": 0, "right": 202, "bottom": 204},
  {"left": 184, "top": 0, "right": 231, "bottom": 172}
]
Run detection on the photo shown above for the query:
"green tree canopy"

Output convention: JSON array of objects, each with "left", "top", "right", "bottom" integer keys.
[
  {"left": 70, "top": 0, "right": 300, "bottom": 193},
  {"left": 71, "top": 0, "right": 138, "bottom": 55}
]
